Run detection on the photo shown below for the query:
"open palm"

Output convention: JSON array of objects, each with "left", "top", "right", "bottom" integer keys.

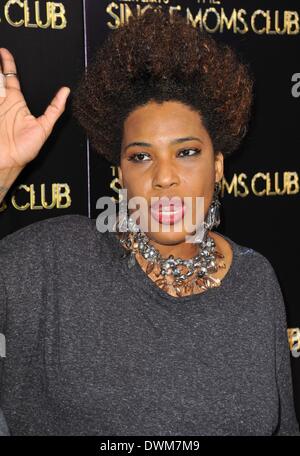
[{"left": 0, "top": 47, "right": 70, "bottom": 171}]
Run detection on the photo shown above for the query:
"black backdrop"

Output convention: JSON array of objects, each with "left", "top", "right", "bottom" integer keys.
[{"left": 0, "top": 0, "right": 299, "bottom": 424}]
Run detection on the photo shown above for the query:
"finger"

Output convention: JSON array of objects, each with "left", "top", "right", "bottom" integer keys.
[
  {"left": 0, "top": 52, "right": 6, "bottom": 98},
  {"left": 0, "top": 73, "right": 5, "bottom": 98},
  {"left": 37, "top": 86, "right": 71, "bottom": 137},
  {"left": 0, "top": 48, "right": 21, "bottom": 91}
]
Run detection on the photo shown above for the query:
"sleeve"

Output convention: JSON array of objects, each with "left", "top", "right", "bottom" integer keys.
[
  {"left": 0, "top": 262, "right": 9, "bottom": 435},
  {"left": 0, "top": 268, "right": 6, "bottom": 390},
  {"left": 0, "top": 214, "right": 89, "bottom": 435},
  {"left": 0, "top": 220, "right": 47, "bottom": 437},
  {"left": 267, "top": 263, "right": 300, "bottom": 435},
  {"left": 0, "top": 408, "right": 9, "bottom": 436}
]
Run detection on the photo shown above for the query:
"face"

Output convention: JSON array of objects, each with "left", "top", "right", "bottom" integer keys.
[{"left": 118, "top": 100, "right": 223, "bottom": 253}]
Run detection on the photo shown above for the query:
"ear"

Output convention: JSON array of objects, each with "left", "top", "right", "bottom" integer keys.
[
  {"left": 117, "top": 166, "right": 123, "bottom": 188},
  {"left": 214, "top": 151, "right": 224, "bottom": 183}
]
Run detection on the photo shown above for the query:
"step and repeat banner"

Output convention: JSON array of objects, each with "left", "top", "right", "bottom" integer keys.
[{"left": 0, "top": 0, "right": 300, "bottom": 424}]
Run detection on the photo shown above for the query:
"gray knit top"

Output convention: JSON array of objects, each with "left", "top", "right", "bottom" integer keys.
[{"left": 0, "top": 214, "right": 299, "bottom": 436}]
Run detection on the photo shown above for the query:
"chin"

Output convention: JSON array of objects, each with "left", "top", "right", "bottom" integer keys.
[
  {"left": 136, "top": 210, "right": 200, "bottom": 243},
  {"left": 144, "top": 229, "right": 194, "bottom": 246}
]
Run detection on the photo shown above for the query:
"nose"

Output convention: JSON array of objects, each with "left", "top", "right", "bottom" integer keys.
[{"left": 152, "top": 158, "right": 180, "bottom": 190}]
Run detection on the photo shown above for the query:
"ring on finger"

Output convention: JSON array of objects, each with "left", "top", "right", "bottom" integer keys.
[{"left": 3, "top": 72, "right": 18, "bottom": 77}]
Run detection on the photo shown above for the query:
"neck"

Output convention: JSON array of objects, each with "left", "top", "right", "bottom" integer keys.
[
  {"left": 144, "top": 237, "right": 200, "bottom": 260},
  {"left": 116, "top": 229, "right": 214, "bottom": 260}
]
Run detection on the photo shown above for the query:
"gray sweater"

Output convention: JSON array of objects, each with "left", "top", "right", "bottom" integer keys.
[
  {"left": 0, "top": 408, "right": 9, "bottom": 436},
  {"left": 0, "top": 214, "right": 299, "bottom": 436}
]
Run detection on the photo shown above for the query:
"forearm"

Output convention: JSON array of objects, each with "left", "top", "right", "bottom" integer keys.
[{"left": 0, "top": 167, "right": 24, "bottom": 204}]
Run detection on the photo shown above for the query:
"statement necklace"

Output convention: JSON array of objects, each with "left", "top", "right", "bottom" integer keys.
[{"left": 117, "top": 214, "right": 226, "bottom": 297}]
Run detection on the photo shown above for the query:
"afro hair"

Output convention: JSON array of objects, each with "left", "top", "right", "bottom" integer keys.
[{"left": 72, "top": 8, "right": 254, "bottom": 166}]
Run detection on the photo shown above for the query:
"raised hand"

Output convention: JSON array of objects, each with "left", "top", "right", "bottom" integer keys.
[{"left": 0, "top": 47, "right": 70, "bottom": 171}]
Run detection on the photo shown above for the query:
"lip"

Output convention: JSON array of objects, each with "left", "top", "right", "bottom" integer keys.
[
  {"left": 150, "top": 196, "right": 184, "bottom": 211},
  {"left": 150, "top": 203, "right": 185, "bottom": 225}
]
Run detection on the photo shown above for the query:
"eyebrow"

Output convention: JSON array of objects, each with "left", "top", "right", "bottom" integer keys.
[{"left": 123, "top": 136, "right": 203, "bottom": 152}]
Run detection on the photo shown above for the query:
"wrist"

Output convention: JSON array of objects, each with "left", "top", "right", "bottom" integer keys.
[{"left": 0, "top": 166, "right": 24, "bottom": 203}]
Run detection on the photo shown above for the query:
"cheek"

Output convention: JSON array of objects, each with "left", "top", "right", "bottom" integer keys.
[
  {"left": 181, "top": 173, "right": 214, "bottom": 216},
  {"left": 122, "top": 172, "right": 150, "bottom": 200},
  {"left": 181, "top": 167, "right": 214, "bottom": 197}
]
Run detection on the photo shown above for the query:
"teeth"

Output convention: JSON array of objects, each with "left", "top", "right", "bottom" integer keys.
[{"left": 160, "top": 210, "right": 180, "bottom": 215}]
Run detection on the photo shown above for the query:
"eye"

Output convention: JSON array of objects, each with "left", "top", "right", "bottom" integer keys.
[
  {"left": 127, "top": 148, "right": 201, "bottom": 163},
  {"left": 127, "top": 152, "right": 151, "bottom": 162},
  {"left": 178, "top": 148, "right": 201, "bottom": 158}
]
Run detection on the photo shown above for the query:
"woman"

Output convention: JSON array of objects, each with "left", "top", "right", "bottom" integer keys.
[{"left": 0, "top": 9, "right": 299, "bottom": 436}]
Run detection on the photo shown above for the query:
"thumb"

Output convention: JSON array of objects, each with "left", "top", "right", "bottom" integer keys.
[{"left": 37, "top": 86, "right": 71, "bottom": 138}]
